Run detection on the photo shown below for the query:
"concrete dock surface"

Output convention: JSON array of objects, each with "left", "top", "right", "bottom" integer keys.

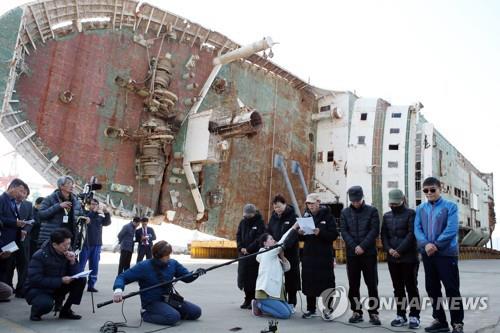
[{"left": 1, "top": 252, "right": 499, "bottom": 333}]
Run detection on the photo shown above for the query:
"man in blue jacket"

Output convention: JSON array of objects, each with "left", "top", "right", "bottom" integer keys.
[
  {"left": 113, "top": 240, "right": 205, "bottom": 325},
  {"left": 415, "top": 177, "right": 463, "bottom": 333},
  {"left": 79, "top": 198, "right": 111, "bottom": 292}
]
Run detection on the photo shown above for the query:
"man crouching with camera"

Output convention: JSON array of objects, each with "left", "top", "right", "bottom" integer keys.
[{"left": 112, "top": 240, "right": 206, "bottom": 326}]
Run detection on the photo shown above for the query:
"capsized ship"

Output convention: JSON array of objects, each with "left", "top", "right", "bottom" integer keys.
[{"left": 0, "top": 0, "right": 495, "bottom": 245}]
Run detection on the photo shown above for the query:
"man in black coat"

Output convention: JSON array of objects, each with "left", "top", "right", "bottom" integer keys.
[
  {"left": 117, "top": 217, "right": 140, "bottom": 275},
  {"left": 341, "top": 186, "right": 381, "bottom": 325},
  {"left": 298, "top": 193, "right": 338, "bottom": 319},
  {"left": 381, "top": 189, "right": 421, "bottom": 329},
  {"left": 29, "top": 197, "right": 45, "bottom": 258},
  {"left": 267, "top": 194, "right": 300, "bottom": 307},
  {"left": 135, "top": 217, "right": 157, "bottom": 263},
  {"left": 24, "top": 228, "right": 86, "bottom": 321},
  {"left": 7, "top": 190, "right": 33, "bottom": 298},
  {"left": 78, "top": 198, "right": 111, "bottom": 292},
  {"left": 0, "top": 178, "right": 29, "bottom": 285},
  {"left": 236, "top": 203, "right": 265, "bottom": 309}
]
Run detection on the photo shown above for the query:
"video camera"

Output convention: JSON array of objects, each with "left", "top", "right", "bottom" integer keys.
[{"left": 77, "top": 176, "right": 103, "bottom": 207}]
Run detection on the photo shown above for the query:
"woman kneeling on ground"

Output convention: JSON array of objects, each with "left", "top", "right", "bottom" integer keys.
[
  {"left": 252, "top": 228, "right": 296, "bottom": 319},
  {"left": 112, "top": 241, "right": 205, "bottom": 326}
]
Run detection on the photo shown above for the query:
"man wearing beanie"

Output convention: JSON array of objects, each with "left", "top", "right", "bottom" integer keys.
[
  {"left": 381, "top": 189, "right": 421, "bottom": 329},
  {"left": 340, "top": 186, "right": 381, "bottom": 325},
  {"left": 236, "top": 203, "right": 265, "bottom": 309}
]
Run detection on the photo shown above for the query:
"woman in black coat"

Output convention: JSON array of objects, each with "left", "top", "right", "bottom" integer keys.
[
  {"left": 298, "top": 193, "right": 338, "bottom": 318},
  {"left": 267, "top": 194, "right": 300, "bottom": 307},
  {"left": 236, "top": 204, "right": 265, "bottom": 309}
]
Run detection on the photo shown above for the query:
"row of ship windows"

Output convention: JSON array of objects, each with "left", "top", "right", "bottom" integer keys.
[
  {"left": 359, "top": 112, "right": 402, "bottom": 120},
  {"left": 317, "top": 151, "right": 400, "bottom": 169},
  {"left": 356, "top": 137, "right": 400, "bottom": 146}
]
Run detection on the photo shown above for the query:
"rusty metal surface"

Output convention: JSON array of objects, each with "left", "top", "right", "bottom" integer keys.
[{"left": 14, "top": 26, "right": 316, "bottom": 240}]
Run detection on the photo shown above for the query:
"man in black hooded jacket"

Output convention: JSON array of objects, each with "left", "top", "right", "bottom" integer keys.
[{"left": 267, "top": 194, "right": 300, "bottom": 307}]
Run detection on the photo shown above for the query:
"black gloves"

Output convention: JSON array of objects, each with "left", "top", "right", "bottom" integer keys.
[{"left": 192, "top": 268, "right": 207, "bottom": 279}]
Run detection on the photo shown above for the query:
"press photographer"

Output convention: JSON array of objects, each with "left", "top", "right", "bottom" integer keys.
[{"left": 38, "top": 176, "right": 90, "bottom": 248}]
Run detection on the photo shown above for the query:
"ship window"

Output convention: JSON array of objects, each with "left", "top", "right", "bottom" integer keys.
[
  {"left": 327, "top": 151, "right": 334, "bottom": 162},
  {"left": 475, "top": 220, "right": 481, "bottom": 228},
  {"left": 390, "top": 128, "right": 400, "bottom": 134},
  {"left": 389, "top": 144, "right": 399, "bottom": 150},
  {"left": 388, "top": 161, "right": 398, "bottom": 168},
  {"left": 360, "top": 113, "right": 368, "bottom": 120},
  {"left": 391, "top": 113, "right": 402, "bottom": 118},
  {"left": 357, "top": 136, "right": 366, "bottom": 145},
  {"left": 317, "top": 152, "right": 324, "bottom": 163},
  {"left": 388, "top": 181, "right": 399, "bottom": 188},
  {"left": 320, "top": 105, "right": 331, "bottom": 112}
]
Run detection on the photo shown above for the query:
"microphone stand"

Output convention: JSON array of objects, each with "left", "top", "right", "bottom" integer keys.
[{"left": 97, "top": 242, "right": 285, "bottom": 309}]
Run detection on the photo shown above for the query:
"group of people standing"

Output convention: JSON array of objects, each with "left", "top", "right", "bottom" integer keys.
[{"left": 236, "top": 177, "right": 464, "bottom": 333}]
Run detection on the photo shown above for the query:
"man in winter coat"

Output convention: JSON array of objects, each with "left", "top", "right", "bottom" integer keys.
[
  {"left": 381, "top": 189, "right": 421, "bottom": 329},
  {"left": 414, "top": 177, "right": 464, "bottom": 333},
  {"left": 298, "top": 193, "right": 338, "bottom": 319},
  {"left": 29, "top": 197, "right": 45, "bottom": 258},
  {"left": 135, "top": 217, "right": 157, "bottom": 263},
  {"left": 24, "top": 228, "right": 86, "bottom": 321},
  {"left": 78, "top": 198, "right": 111, "bottom": 292},
  {"left": 236, "top": 203, "right": 265, "bottom": 309},
  {"left": 38, "top": 176, "right": 89, "bottom": 248},
  {"left": 341, "top": 186, "right": 381, "bottom": 325},
  {"left": 267, "top": 194, "right": 300, "bottom": 307},
  {"left": 117, "top": 217, "right": 140, "bottom": 275}
]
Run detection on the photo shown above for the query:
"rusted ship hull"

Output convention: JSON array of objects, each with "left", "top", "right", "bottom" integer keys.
[{"left": 0, "top": 0, "right": 317, "bottom": 239}]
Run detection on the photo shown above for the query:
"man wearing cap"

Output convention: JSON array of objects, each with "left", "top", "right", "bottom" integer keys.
[
  {"left": 414, "top": 177, "right": 463, "bottom": 333},
  {"left": 340, "top": 186, "right": 381, "bottom": 325},
  {"left": 236, "top": 204, "right": 265, "bottom": 309},
  {"left": 381, "top": 189, "right": 421, "bottom": 329},
  {"left": 298, "top": 193, "right": 338, "bottom": 319}
]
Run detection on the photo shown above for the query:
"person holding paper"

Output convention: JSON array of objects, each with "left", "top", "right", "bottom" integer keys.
[
  {"left": 0, "top": 178, "right": 29, "bottom": 285},
  {"left": 135, "top": 217, "right": 157, "bottom": 263},
  {"left": 298, "top": 193, "right": 339, "bottom": 319},
  {"left": 24, "top": 228, "right": 86, "bottom": 321},
  {"left": 252, "top": 229, "right": 296, "bottom": 319},
  {"left": 340, "top": 186, "right": 381, "bottom": 326}
]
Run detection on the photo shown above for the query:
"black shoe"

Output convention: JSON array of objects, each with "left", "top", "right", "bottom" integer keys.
[
  {"left": 425, "top": 319, "right": 450, "bottom": 332},
  {"left": 302, "top": 310, "right": 318, "bottom": 319},
  {"left": 369, "top": 314, "right": 381, "bottom": 326},
  {"left": 14, "top": 292, "right": 24, "bottom": 298},
  {"left": 0, "top": 299, "right": 11, "bottom": 302},
  {"left": 349, "top": 312, "right": 363, "bottom": 323},
  {"left": 87, "top": 287, "right": 98, "bottom": 293},
  {"left": 451, "top": 323, "right": 464, "bottom": 333},
  {"left": 30, "top": 311, "right": 42, "bottom": 321},
  {"left": 59, "top": 309, "right": 82, "bottom": 320},
  {"left": 240, "top": 301, "right": 251, "bottom": 309}
]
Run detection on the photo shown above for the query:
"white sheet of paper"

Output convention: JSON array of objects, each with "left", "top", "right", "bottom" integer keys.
[
  {"left": 71, "top": 270, "right": 92, "bottom": 279},
  {"left": 297, "top": 217, "right": 316, "bottom": 235},
  {"left": 1, "top": 241, "right": 19, "bottom": 253}
]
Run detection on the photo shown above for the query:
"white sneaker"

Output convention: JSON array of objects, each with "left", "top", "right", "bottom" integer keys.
[
  {"left": 409, "top": 316, "right": 420, "bottom": 329},
  {"left": 288, "top": 304, "right": 296, "bottom": 314}
]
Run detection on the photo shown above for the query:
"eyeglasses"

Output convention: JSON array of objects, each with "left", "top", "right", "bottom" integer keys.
[{"left": 423, "top": 188, "right": 437, "bottom": 194}]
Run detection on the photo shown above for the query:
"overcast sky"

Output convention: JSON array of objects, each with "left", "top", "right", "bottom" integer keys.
[{"left": 1, "top": 0, "right": 499, "bottom": 243}]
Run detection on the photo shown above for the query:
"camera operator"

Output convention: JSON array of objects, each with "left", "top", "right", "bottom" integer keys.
[
  {"left": 79, "top": 199, "right": 111, "bottom": 292},
  {"left": 113, "top": 240, "right": 205, "bottom": 326},
  {"left": 38, "top": 176, "right": 90, "bottom": 247}
]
